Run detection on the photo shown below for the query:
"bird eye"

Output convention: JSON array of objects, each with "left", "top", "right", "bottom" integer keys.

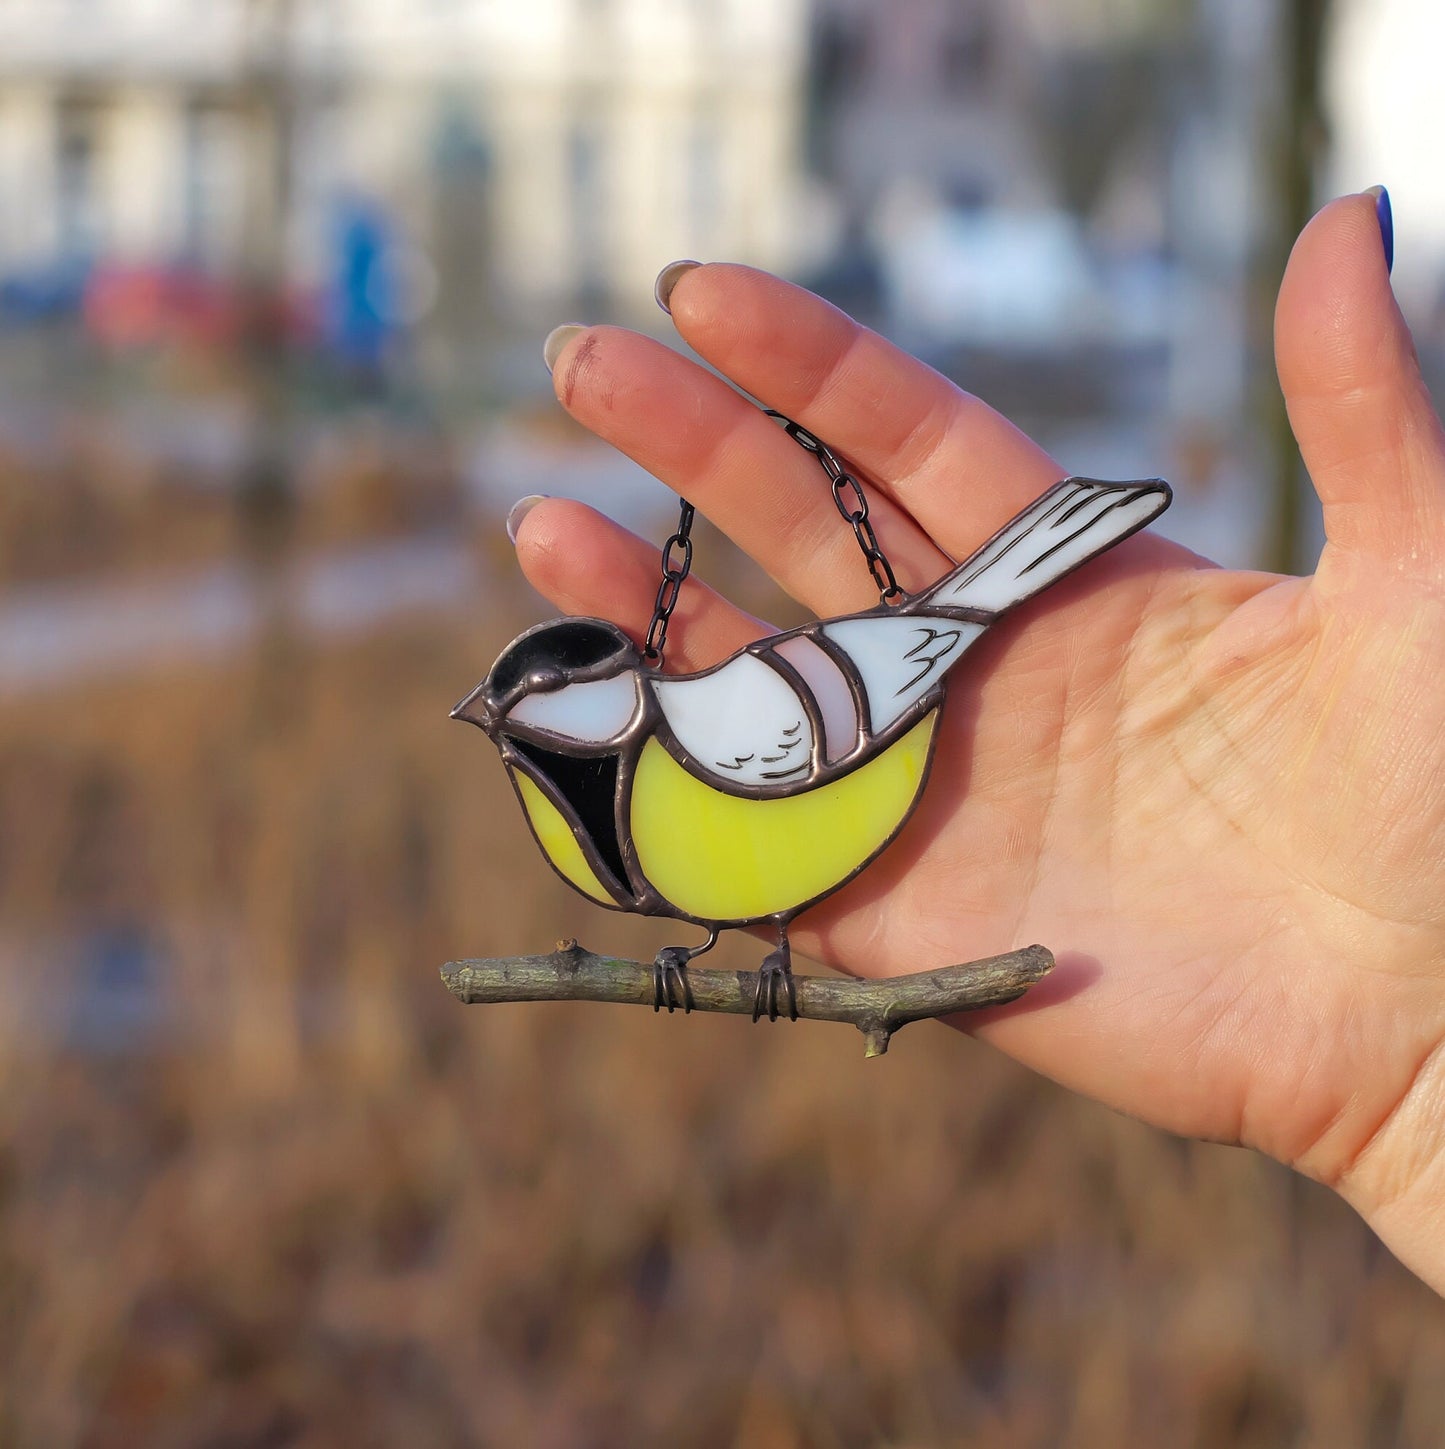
[{"left": 524, "top": 666, "right": 567, "bottom": 694}]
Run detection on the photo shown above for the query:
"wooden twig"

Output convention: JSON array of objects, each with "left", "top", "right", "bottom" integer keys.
[{"left": 441, "top": 942, "right": 1053, "bottom": 1057}]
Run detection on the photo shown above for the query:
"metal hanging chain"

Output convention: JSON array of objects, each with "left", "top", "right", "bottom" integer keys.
[
  {"left": 642, "top": 500, "right": 696, "bottom": 663},
  {"left": 763, "top": 409, "right": 905, "bottom": 606},
  {"left": 643, "top": 411, "right": 904, "bottom": 666}
]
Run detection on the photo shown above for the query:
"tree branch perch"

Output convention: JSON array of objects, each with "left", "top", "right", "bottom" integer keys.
[{"left": 441, "top": 942, "right": 1053, "bottom": 1057}]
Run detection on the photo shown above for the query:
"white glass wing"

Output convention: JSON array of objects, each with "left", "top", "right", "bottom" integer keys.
[
  {"left": 652, "top": 653, "right": 814, "bottom": 787},
  {"left": 822, "top": 616, "right": 983, "bottom": 734},
  {"left": 772, "top": 634, "right": 859, "bottom": 763}
]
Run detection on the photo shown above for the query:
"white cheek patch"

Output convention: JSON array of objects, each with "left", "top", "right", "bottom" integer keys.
[{"left": 507, "top": 672, "right": 640, "bottom": 743}]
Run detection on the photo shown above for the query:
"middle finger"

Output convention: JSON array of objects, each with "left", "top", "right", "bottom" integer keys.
[{"left": 546, "top": 324, "right": 953, "bottom": 618}]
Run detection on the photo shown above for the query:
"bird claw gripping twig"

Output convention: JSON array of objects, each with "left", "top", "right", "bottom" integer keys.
[
  {"left": 652, "top": 946, "right": 696, "bottom": 1014},
  {"left": 751, "top": 947, "right": 798, "bottom": 1023}
]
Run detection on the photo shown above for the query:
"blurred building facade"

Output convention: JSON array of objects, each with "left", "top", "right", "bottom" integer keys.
[{"left": 0, "top": 0, "right": 809, "bottom": 322}]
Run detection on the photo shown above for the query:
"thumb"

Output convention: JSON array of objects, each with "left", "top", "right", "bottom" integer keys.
[{"left": 1275, "top": 189, "right": 1445, "bottom": 569}]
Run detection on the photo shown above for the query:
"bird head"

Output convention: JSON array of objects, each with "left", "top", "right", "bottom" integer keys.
[{"left": 451, "top": 617, "right": 644, "bottom": 748}]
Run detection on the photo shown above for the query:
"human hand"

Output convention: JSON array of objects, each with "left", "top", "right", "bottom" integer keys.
[{"left": 517, "top": 191, "right": 1445, "bottom": 1294}]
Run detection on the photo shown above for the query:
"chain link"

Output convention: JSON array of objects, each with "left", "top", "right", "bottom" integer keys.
[
  {"left": 764, "top": 409, "right": 905, "bottom": 607},
  {"left": 643, "top": 412, "right": 902, "bottom": 667},
  {"left": 642, "top": 501, "right": 696, "bottom": 663}
]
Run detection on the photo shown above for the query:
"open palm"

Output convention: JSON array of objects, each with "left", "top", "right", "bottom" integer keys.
[{"left": 521, "top": 193, "right": 1445, "bottom": 1293}]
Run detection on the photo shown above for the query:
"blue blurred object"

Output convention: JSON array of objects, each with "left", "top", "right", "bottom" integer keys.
[
  {"left": 65, "top": 924, "right": 171, "bottom": 1054},
  {"left": 0, "top": 256, "right": 91, "bottom": 323},
  {"left": 324, "top": 196, "right": 402, "bottom": 371}
]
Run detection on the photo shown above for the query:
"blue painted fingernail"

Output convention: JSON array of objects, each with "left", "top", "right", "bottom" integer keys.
[{"left": 1366, "top": 185, "right": 1393, "bottom": 275}]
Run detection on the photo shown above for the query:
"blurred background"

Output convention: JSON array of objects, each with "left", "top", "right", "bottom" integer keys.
[{"left": 2, "top": 0, "right": 1445, "bottom": 1444}]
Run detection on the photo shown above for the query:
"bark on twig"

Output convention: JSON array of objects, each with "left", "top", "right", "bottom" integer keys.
[{"left": 441, "top": 942, "right": 1053, "bottom": 1057}]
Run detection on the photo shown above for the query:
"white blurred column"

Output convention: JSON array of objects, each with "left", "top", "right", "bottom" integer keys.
[
  {"left": 106, "top": 89, "right": 188, "bottom": 264},
  {"left": 0, "top": 84, "right": 61, "bottom": 268}
]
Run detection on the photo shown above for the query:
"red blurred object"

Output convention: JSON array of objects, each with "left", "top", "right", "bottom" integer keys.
[{"left": 83, "top": 264, "right": 318, "bottom": 351}]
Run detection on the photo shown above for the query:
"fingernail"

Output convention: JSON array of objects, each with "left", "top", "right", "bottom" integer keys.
[
  {"left": 506, "top": 494, "right": 548, "bottom": 544},
  {"left": 654, "top": 260, "right": 701, "bottom": 315},
  {"left": 1365, "top": 185, "right": 1394, "bottom": 275},
  {"left": 543, "top": 324, "right": 586, "bottom": 374}
]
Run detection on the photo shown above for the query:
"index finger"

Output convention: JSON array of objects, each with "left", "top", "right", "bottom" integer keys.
[{"left": 663, "top": 263, "right": 1063, "bottom": 559}]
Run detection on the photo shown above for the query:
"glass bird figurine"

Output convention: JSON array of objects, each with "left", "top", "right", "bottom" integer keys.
[{"left": 453, "top": 444, "right": 1171, "bottom": 1022}]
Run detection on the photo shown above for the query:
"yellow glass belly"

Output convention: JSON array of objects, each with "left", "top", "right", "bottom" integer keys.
[
  {"left": 515, "top": 770, "right": 615, "bottom": 906},
  {"left": 630, "top": 713, "right": 936, "bottom": 923}
]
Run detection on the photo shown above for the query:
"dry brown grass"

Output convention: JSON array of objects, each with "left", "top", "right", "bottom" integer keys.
[
  {"left": 0, "top": 418, "right": 462, "bottom": 587},
  {"left": 2, "top": 564, "right": 1444, "bottom": 1448}
]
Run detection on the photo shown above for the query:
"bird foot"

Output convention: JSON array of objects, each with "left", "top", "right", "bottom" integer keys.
[
  {"left": 752, "top": 950, "right": 798, "bottom": 1023},
  {"left": 652, "top": 946, "right": 696, "bottom": 1014}
]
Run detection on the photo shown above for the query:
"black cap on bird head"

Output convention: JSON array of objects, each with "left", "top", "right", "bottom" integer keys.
[{"left": 450, "top": 617, "right": 641, "bottom": 736}]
